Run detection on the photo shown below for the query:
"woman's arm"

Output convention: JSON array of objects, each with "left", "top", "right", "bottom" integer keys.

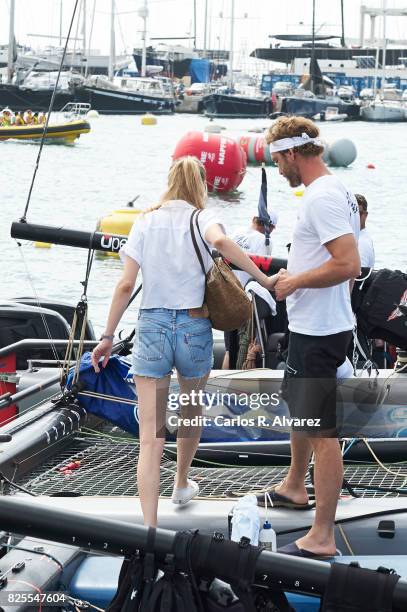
[
  {"left": 205, "top": 224, "right": 279, "bottom": 291},
  {"left": 91, "top": 256, "right": 140, "bottom": 372}
]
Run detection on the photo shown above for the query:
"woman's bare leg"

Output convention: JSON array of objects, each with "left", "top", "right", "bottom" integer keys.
[
  {"left": 175, "top": 372, "right": 209, "bottom": 489},
  {"left": 135, "top": 374, "right": 170, "bottom": 527}
]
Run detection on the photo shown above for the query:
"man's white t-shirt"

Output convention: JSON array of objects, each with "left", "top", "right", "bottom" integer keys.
[
  {"left": 358, "top": 227, "right": 375, "bottom": 268},
  {"left": 286, "top": 175, "right": 360, "bottom": 336},
  {"left": 233, "top": 227, "right": 271, "bottom": 288},
  {"left": 120, "top": 200, "right": 224, "bottom": 309}
]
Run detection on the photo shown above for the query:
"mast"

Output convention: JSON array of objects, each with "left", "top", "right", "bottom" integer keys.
[
  {"left": 108, "top": 0, "right": 115, "bottom": 81},
  {"left": 193, "top": 0, "right": 197, "bottom": 49},
  {"left": 203, "top": 0, "right": 209, "bottom": 57},
  {"left": 228, "top": 0, "right": 235, "bottom": 90},
  {"left": 7, "top": 0, "right": 15, "bottom": 84},
  {"left": 59, "top": 0, "right": 63, "bottom": 46},
  {"left": 340, "top": 0, "right": 345, "bottom": 47},
  {"left": 381, "top": 0, "right": 387, "bottom": 93},
  {"left": 139, "top": 0, "right": 148, "bottom": 77},
  {"left": 83, "top": 0, "right": 87, "bottom": 60},
  {"left": 310, "top": 0, "right": 316, "bottom": 92}
]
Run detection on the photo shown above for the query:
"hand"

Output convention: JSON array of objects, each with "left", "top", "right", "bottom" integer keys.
[
  {"left": 261, "top": 271, "right": 283, "bottom": 291},
  {"left": 274, "top": 270, "right": 298, "bottom": 301},
  {"left": 91, "top": 338, "right": 113, "bottom": 373}
]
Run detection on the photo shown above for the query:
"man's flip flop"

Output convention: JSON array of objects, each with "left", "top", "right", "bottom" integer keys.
[
  {"left": 277, "top": 542, "right": 334, "bottom": 560},
  {"left": 256, "top": 487, "right": 315, "bottom": 510}
]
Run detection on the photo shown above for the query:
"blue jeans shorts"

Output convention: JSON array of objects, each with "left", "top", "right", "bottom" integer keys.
[{"left": 132, "top": 308, "right": 213, "bottom": 379}]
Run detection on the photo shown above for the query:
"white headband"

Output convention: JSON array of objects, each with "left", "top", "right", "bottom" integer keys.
[{"left": 269, "top": 132, "right": 324, "bottom": 153}]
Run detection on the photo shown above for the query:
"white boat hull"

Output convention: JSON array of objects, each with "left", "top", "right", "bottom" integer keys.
[{"left": 361, "top": 103, "right": 405, "bottom": 122}]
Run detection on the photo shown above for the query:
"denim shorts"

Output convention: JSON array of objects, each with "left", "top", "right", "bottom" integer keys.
[{"left": 132, "top": 308, "right": 213, "bottom": 379}]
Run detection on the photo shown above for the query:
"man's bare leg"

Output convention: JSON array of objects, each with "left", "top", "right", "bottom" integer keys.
[
  {"left": 295, "top": 437, "right": 342, "bottom": 555},
  {"left": 274, "top": 432, "right": 312, "bottom": 504}
]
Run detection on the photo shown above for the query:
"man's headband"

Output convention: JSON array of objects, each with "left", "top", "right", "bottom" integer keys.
[{"left": 269, "top": 132, "right": 324, "bottom": 153}]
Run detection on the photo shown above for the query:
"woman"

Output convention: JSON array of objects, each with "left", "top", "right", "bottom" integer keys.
[{"left": 91, "top": 156, "right": 279, "bottom": 527}]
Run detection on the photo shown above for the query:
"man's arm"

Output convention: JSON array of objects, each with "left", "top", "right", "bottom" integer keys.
[{"left": 275, "top": 233, "right": 360, "bottom": 300}]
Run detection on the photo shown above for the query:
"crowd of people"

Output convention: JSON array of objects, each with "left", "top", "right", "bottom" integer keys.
[{"left": 0, "top": 108, "right": 47, "bottom": 127}]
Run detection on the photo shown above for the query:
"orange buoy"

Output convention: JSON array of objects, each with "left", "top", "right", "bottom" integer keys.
[
  {"left": 173, "top": 131, "right": 247, "bottom": 192},
  {"left": 238, "top": 134, "right": 274, "bottom": 165},
  {"left": 367, "top": 163, "right": 376, "bottom": 169}
]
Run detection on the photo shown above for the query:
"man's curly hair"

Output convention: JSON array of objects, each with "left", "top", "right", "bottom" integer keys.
[{"left": 265, "top": 116, "right": 324, "bottom": 157}]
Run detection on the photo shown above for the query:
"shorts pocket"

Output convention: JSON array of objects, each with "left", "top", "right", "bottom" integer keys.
[
  {"left": 136, "top": 328, "right": 165, "bottom": 361},
  {"left": 185, "top": 329, "right": 213, "bottom": 364}
]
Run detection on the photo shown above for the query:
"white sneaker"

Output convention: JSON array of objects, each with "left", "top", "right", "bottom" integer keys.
[{"left": 171, "top": 479, "right": 199, "bottom": 505}]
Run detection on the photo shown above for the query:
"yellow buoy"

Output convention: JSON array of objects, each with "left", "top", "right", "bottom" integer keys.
[
  {"left": 97, "top": 208, "right": 142, "bottom": 258},
  {"left": 294, "top": 189, "right": 304, "bottom": 197},
  {"left": 35, "top": 241, "right": 52, "bottom": 248},
  {"left": 141, "top": 113, "right": 157, "bottom": 126}
]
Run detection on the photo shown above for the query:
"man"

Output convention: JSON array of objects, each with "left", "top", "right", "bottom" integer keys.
[
  {"left": 265, "top": 116, "right": 360, "bottom": 558},
  {"left": 356, "top": 194, "right": 375, "bottom": 268},
  {"left": 222, "top": 176, "right": 278, "bottom": 369}
]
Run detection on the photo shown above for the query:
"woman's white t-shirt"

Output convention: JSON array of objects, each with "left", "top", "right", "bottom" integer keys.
[
  {"left": 120, "top": 199, "right": 224, "bottom": 309},
  {"left": 286, "top": 175, "right": 360, "bottom": 336}
]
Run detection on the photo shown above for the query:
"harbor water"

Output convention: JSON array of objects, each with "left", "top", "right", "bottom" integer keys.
[{"left": 2, "top": 114, "right": 406, "bottom": 335}]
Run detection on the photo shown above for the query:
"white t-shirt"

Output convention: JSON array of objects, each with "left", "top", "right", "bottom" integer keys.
[
  {"left": 233, "top": 227, "right": 272, "bottom": 287},
  {"left": 286, "top": 175, "right": 360, "bottom": 336},
  {"left": 358, "top": 228, "right": 375, "bottom": 268},
  {"left": 120, "top": 199, "right": 224, "bottom": 309}
]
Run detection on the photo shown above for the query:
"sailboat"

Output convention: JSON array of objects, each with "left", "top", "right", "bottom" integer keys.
[
  {"left": 3, "top": 4, "right": 407, "bottom": 610},
  {"left": 361, "top": 1, "right": 405, "bottom": 122}
]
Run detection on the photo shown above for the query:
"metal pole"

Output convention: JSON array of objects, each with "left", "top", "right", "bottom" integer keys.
[
  {"left": 193, "top": 0, "right": 197, "bottom": 49},
  {"left": 382, "top": 0, "right": 387, "bottom": 87},
  {"left": 7, "top": 0, "right": 15, "bottom": 84},
  {"left": 108, "top": 0, "right": 115, "bottom": 80},
  {"left": 340, "top": 0, "right": 345, "bottom": 47},
  {"left": 203, "top": 0, "right": 209, "bottom": 57},
  {"left": 141, "top": 0, "right": 148, "bottom": 77},
  {"left": 228, "top": 0, "right": 234, "bottom": 90},
  {"left": 311, "top": 0, "right": 316, "bottom": 92},
  {"left": 83, "top": 0, "right": 87, "bottom": 60},
  {"left": 59, "top": 0, "right": 63, "bottom": 46}
]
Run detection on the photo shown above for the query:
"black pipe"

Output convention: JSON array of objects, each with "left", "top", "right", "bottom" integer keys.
[
  {"left": 0, "top": 497, "right": 407, "bottom": 607},
  {"left": 11, "top": 221, "right": 127, "bottom": 254},
  {"left": 11, "top": 221, "right": 283, "bottom": 275}
]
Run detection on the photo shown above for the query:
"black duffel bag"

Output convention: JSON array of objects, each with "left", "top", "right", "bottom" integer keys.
[{"left": 354, "top": 268, "right": 407, "bottom": 349}]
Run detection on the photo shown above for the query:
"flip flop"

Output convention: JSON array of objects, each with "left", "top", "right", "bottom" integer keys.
[
  {"left": 256, "top": 486, "right": 315, "bottom": 510},
  {"left": 277, "top": 542, "right": 334, "bottom": 560}
]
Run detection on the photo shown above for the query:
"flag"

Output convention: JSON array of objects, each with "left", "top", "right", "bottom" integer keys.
[{"left": 258, "top": 167, "right": 271, "bottom": 251}]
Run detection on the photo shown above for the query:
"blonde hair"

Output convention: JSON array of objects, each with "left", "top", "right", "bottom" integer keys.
[
  {"left": 266, "top": 116, "right": 324, "bottom": 157},
  {"left": 144, "top": 156, "right": 207, "bottom": 213}
]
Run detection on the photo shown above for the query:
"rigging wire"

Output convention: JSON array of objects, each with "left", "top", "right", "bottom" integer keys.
[{"left": 20, "top": 0, "right": 81, "bottom": 223}]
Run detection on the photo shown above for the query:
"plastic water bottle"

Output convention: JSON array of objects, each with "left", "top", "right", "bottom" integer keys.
[
  {"left": 231, "top": 494, "right": 260, "bottom": 546},
  {"left": 258, "top": 520, "right": 277, "bottom": 551}
]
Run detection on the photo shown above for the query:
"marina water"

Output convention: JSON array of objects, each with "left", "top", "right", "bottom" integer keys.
[{"left": 2, "top": 114, "right": 406, "bottom": 335}]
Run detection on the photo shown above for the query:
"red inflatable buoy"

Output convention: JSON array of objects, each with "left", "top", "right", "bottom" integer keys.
[
  {"left": 238, "top": 135, "right": 273, "bottom": 165},
  {"left": 367, "top": 163, "right": 376, "bottom": 169},
  {"left": 173, "top": 131, "right": 246, "bottom": 192}
]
